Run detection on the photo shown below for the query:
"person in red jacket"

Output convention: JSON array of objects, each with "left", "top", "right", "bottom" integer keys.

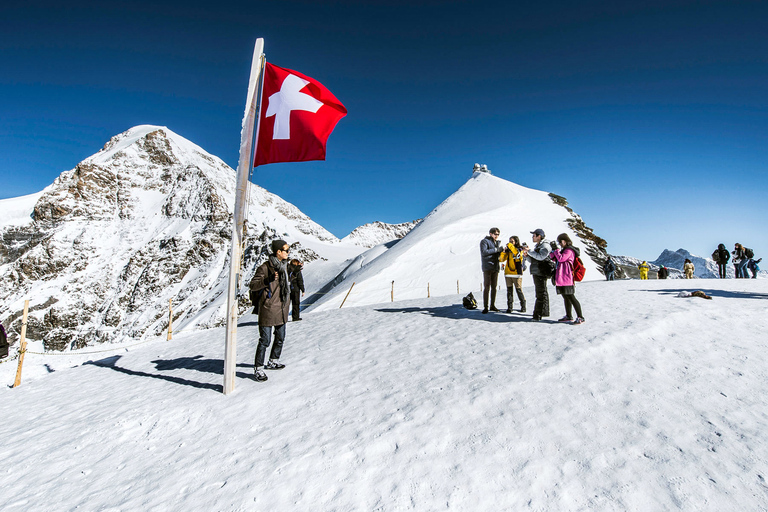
[{"left": 549, "top": 233, "right": 585, "bottom": 325}]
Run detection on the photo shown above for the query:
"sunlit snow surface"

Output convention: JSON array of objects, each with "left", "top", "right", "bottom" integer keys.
[{"left": 3, "top": 278, "right": 768, "bottom": 510}]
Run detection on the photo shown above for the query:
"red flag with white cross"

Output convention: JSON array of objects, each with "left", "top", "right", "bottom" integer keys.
[{"left": 254, "top": 63, "right": 347, "bottom": 166}]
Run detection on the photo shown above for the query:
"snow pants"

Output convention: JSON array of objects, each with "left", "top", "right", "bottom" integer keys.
[
  {"left": 290, "top": 288, "right": 302, "bottom": 320},
  {"left": 532, "top": 275, "right": 550, "bottom": 320},
  {"left": 718, "top": 263, "right": 728, "bottom": 279}
]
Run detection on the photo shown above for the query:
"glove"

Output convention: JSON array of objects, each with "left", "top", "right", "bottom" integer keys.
[{"left": 550, "top": 241, "right": 558, "bottom": 251}]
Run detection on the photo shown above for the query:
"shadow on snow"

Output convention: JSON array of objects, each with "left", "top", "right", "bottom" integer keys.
[
  {"left": 84, "top": 355, "right": 254, "bottom": 393},
  {"left": 374, "top": 304, "right": 556, "bottom": 323}
]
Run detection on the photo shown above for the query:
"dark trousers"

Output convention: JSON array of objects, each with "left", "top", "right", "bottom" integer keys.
[
  {"left": 290, "top": 288, "right": 302, "bottom": 320},
  {"left": 718, "top": 263, "right": 728, "bottom": 279},
  {"left": 605, "top": 271, "right": 614, "bottom": 281},
  {"left": 532, "top": 275, "right": 550, "bottom": 319},
  {"left": 255, "top": 324, "right": 286, "bottom": 369},
  {"left": 562, "top": 294, "right": 583, "bottom": 320},
  {"left": 483, "top": 270, "right": 499, "bottom": 309}
]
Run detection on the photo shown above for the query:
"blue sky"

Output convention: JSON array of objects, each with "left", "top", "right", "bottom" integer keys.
[{"left": 2, "top": 0, "right": 766, "bottom": 261}]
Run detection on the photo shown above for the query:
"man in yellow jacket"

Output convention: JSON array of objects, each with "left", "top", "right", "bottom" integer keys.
[
  {"left": 638, "top": 261, "right": 650, "bottom": 280},
  {"left": 499, "top": 236, "right": 527, "bottom": 313}
]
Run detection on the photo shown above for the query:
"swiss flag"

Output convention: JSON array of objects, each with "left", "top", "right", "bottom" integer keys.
[{"left": 254, "top": 63, "right": 347, "bottom": 167}]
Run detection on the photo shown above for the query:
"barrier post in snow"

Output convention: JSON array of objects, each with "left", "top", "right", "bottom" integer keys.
[
  {"left": 12, "top": 300, "right": 30, "bottom": 388},
  {"left": 339, "top": 282, "right": 356, "bottom": 309},
  {"left": 167, "top": 299, "right": 173, "bottom": 341}
]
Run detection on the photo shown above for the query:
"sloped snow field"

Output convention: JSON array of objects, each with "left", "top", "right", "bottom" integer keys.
[{"left": 3, "top": 279, "right": 768, "bottom": 511}]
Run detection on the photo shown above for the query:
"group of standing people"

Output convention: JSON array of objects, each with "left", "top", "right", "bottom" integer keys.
[
  {"left": 717, "top": 243, "right": 761, "bottom": 279},
  {"left": 480, "top": 227, "right": 585, "bottom": 325},
  {"left": 602, "top": 242, "right": 761, "bottom": 281}
]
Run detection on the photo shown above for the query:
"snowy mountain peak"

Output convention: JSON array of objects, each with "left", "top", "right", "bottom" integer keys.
[
  {"left": 306, "top": 171, "right": 612, "bottom": 311},
  {"left": 0, "top": 126, "right": 361, "bottom": 351}
]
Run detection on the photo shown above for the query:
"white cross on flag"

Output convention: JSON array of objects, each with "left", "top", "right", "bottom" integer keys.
[{"left": 254, "top": 63, "right": 347, "bottom": 166}]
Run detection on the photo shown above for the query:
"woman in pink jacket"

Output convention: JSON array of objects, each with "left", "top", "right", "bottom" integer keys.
[{"left": 549, "top": 233, "right": 585, "bottom": 325}]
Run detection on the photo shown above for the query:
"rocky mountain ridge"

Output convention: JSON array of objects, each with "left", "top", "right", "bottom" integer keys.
[{"left": 0, "top": 126, "right": 362, "bottom": 351}]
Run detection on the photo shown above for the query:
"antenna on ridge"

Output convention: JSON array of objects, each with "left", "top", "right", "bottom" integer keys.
[{"left": 472, "top": 163, "right": 492, "bottom": 175}]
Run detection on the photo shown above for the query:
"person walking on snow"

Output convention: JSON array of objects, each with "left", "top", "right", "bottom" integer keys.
[
  {"left": 288, "top": 259, "right": 305, "bottom": 321},
  {"left": 499, "top": 235, "right": 526, "bottom": 313},
  {"left": 638, "top": 261, "right": 650, "bottom": 280},
  {"left": 250, "top": 239, "right": 292, "bottom": 382},
  {"left": 549, "top": 233, "right": 585, "bottom": 325},
  {"left": 522, "top": 228, "right": 550, "bottom": 321},
  {"left": 712, "top": 243, "right": 730, "bottom": 279},
  {"left": 684, "top": 258, "right": 695, "bottom": 279},
  {"left": 480, "top": 227, "right": 504, "bottom": 314}
]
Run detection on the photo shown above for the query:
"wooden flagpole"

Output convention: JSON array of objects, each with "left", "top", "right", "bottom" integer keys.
[{"left": 224, "top": 38, "right": 265, "bottom": 395}]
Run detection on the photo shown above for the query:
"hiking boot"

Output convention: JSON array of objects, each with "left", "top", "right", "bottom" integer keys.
[
  {"left": 292, "top": 317, "right": 302, "bottom": 321},
  {"left": 505, "top": 308, "right": 512, "bottom": 314},
  {"left": 573, "top": 317, "right": 585, "bottom": 325},
  {"left": 489, "top": 306, "right": 500, "bottom": 312},
  {"left": 482, "top": 308, "right": 489, "bottom": 314},
  {"left": 519, "top": 302, "right": 526, "bottom": 313},
  {"left": 558, "top": 316, "right": 573, "bottom": 322},
  {"left": 264, "top": 361, "right": 285, "bottom": 370},
  {"left": 254, "top": 369, "right": 268, "bottom": 382}
]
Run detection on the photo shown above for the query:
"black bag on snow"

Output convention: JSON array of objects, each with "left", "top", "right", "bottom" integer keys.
[
  {"left": 745, "top": 247, "right": 755, "bottom": 259},
  {"left": 462, "top": 292, "right": 478, "bottom": 310}
]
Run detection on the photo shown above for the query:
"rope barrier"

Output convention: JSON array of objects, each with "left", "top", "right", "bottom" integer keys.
[
  {"left": 25, "top": 336, "right": 158, "bottom": 357},
  {"left": 0, "top": 353, "right": 20, "bottom": 365}
]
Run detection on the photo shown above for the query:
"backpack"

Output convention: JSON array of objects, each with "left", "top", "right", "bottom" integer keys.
[
  {"left": 745, "top": 247, "right": 754, "bottom": 259},
  {"left": 573, "top": 256, "right": 586, "bottom": 282},
  {"left": 711, "top": 250, "right": 720, "bottom": 263},
  {"left": 462, "top": 292, "right": 478, "bottom": 310},
  {"left": 539, "top": 257, "right": 556, "bottom": 279}
]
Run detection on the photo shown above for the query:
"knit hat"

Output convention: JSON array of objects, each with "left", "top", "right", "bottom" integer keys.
[{"left": 271, "top": 239, "right": 288, "bottom": 254}]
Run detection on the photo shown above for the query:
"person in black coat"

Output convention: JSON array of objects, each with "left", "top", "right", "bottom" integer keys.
[
  {"left": 288, "top": 259, "right": 305, "bottom": 321},
  {"left": 713, "top": 243, "right": 730, "bottom": 278},
  {"left": 657, "top": 266, "right": 669, "bottom": 279},
  {"left": 603, "top": 257, "right": 616, "bottom": 281}
]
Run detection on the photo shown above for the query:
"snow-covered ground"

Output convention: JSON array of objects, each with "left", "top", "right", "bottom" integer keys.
[{"left": 3, "top": 278, "right": 768, "bottom": 511}]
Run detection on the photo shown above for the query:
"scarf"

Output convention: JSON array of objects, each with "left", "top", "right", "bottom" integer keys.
[{"left": 269, "top": 255, "right": 290, "bottom": 303}]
